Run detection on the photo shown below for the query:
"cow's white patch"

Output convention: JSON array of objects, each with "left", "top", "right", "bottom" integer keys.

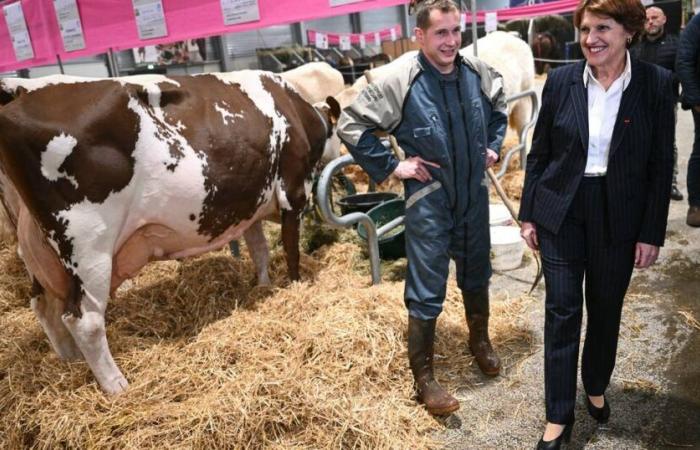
[
  {"left": 209, "top": 71, "right": 289, "bottom": 156},
  {"left": 41, "top": 133, "right": 79, "bottom": 188},
  {"left": 214, "top": 103, "right": 243, "bottom": 125},
  {"left": 1, "top": 74, "right": 179, "bottom": 97},
  {"left": 52, "top": 84, "right": 209, "bottom": 299},
  {"left": 116, "top": 74, "right": 181, "bottom": 88},
  {"left": 1, "top": 75, "right": 93, "bottom": 95},
  {"left": 304, "top": 178, "right": 313, "bottom": 200},
  {"left": 116, "top": 75, "right": 181, "bottom": 123},
  {"left": 277, "top": 185, "right": 293, "bottom": 211}
]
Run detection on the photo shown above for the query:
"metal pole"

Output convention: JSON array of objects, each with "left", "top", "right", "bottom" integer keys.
[
  {"left": 400, "top": 3, "right": 410, "bottom": 39},
  {"left": 56, "top": 54, "right": 65, "bottom": 74},
  {"left": 215, "top": 36, "right": 232, "bottom": 72},
  {"left": 106, "top": 48, "right": 117, "bottom": 77},
  {"left": 470, "top": 0, "right": 478, "bottom": 56}
]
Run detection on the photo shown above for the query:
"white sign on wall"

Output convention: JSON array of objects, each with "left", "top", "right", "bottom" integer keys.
[
  {"left": 220, "top": 0, "right": 260, "bottom": 26},
  {"left": 485, "top": 12, "right": 498, "bottom": 33},
  {"left": 53, "top": 0, "right": 86, "bottom": 52},
  {"left": 374, "top": 32, "right": 381, "bottom": 46},
  {"left": 132, "top": 0, "right": 168, "bottom": 40},
  {"left": 339, "top": 35, "right": 351, "bottom": 51},
  {"left": 315, "top": 32, "right": 329, "bottom": 49},
  {"left": 330, "top": 0, "right": 364, "bottom": 6},
  {"left": 3, "top": 2, "right": 34, "bottom": 61},
  {"left": 390, "top": 28, "right": 397, "bottom": 42},
  {"left": 359, "top": 34, "right": 366, "bottom": 49}
]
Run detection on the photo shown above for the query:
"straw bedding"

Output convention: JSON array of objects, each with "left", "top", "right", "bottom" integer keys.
[
  {"left": 0, "top": 118, "right": 532, "bottom": 449},
  {"left": 0, "top": 225, "right": 533, "bottom": 448}
]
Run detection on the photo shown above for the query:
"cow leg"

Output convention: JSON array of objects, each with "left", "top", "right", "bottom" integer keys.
[
  {"left": 61, "top": 275, "right": 129, "bottom": 394},
  {"left": 243, "top": 221, "right": 271, "bottom": 286},
  {"left": 510, "top": 98, "right": 533, "bottom": 136},
  {"left": 29, "top": 278, "right": 83, "bottom": 360},
  {"left": 281, "top": 210, "right": 301, "bottom": 281}
]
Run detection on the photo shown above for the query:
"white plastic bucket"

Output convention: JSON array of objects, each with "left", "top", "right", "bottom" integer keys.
[
  {"left": 489, "top": 203, "right": 513, "bottom": 226},
  {"left": 490, "top": 226, "right": 524, "bottom": 271}
]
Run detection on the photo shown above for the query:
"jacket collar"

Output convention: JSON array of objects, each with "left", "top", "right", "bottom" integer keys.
[
  {"left": 570, "top": 56, "right": 644, "bottom": 158},
  {"left": 582, "top": 50, "right": 633, "bottom": 91},
  {"left": 417, "top": 50, "right": 461, "bottom": 79}
]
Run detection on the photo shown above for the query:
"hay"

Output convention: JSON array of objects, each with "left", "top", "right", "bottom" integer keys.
[
  {"left": 342, "top": 165, "right": 403, "bottom": 195},
  {"left": 489, "top": 131, "right": 526, "bottom": 206},
  {"left": 678, "top": 310, "right": 700, "bottom": 331},
  {"left": 618, "top": 377, "right": 661, "bottom": 395},
  {"left": 0, "top": 226, "right": 534, "bottom": 448}
]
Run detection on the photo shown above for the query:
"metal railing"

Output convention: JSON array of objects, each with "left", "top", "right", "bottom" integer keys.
[
  {"left": 495, "top": 89, "right": 539, "bottom": 179},
  {"left": 316, "top": 154, "right": 384, "bottom": 285},
  {"left": 316, "top": 88, "right": 540, "bottom": 285}
]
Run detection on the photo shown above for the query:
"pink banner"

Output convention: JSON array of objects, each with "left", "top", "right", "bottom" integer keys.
[
  {"left": 307, "top": 24, "right": 403, "bottom": 46},
  {"left": 0, "top": 0, "right": 407, "bottom": 72},
  {"left": 463, "top": 0, "right": 579, "bottom": 23},
  {"left": 1, "top": 0, "right": 580, "bottom": 72}
]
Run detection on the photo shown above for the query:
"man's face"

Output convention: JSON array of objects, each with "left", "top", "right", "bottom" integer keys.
[
  {"left": 415, "top": 8, "right": 461, "bottom": 74},
  {"left": 645, "top": 7, "right": 666, "bottom": 37}
]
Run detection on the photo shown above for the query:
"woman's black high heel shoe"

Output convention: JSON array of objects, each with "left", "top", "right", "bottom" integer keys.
[
  {"left": 586, "top": 396, "right": 610, "bottom": 424},
  {"left": 536, "top": 422, "right": 573, "bottom": 449}
]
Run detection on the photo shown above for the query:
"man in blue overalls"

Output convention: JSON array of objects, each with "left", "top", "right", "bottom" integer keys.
[{"left": 336, "top": 0, "right": 508, "bottom": 415}]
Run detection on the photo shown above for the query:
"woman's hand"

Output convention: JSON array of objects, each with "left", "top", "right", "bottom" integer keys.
[
  {"left": 520, "top": 221, "right": 539, "bottom": 251},
  {"left": 635, "top": 242, "right": 659, "bottom": 269}
]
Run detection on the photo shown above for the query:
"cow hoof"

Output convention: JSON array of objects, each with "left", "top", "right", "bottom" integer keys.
[{"left": 101, "top": 375, "right": 129, "bottom": 395}]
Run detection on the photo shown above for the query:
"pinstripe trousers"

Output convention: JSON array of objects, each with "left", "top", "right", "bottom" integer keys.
[{"left": 538, "top": 177, "right": 636, "bottom": 424}]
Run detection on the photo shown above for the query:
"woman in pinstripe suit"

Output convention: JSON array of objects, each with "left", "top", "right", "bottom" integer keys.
[{"left": 518, "top": 0, "right": 675, "bottom": 448}]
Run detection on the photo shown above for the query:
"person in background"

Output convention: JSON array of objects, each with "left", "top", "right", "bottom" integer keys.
[
  {"left": 632, "top": 6, "right": 683, "bottom": 200},
  {"left": 337, "top": 0, "right": 508, "bottom": 415},
  {"left": 677, "top": 12, "right": 700, "bottom": 226},
  {"left": 519, "top": 0, "right": 674, "bottom": 447}
]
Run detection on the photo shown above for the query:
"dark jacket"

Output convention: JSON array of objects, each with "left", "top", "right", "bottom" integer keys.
[
  {"left": 518, "top": 59, "right": 674, "bottom": 246},
  {"left": 677, "top": 13, "right": 700, "bottom": 109},
  {"left": 632, "top": 31, "right": 679, "bottom": 96},
  {"left": 336, "top": 51, "right": 508, "bottom": 216}
]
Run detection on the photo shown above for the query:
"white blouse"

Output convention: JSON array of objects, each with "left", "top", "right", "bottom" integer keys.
[{"left": 582, "top": 51, "right": 632, "bottom": 176}]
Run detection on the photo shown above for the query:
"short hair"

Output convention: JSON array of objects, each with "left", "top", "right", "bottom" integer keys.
[
  {"left": 573, "top": 0, "right": 646, "bottom": 45},
  {"left": 413, "top": 0, "right": 460, "bottom": 30},
  {"left": 645, "top": 5, "right": 666, "bottom": 17}
]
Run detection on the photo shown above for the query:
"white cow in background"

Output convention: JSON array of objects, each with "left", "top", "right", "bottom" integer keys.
[
  {"left": 280, "top": 62, "right": 345, "bottom": 105},
  {"left": 465, "top": 31, "right": 535, "bottom": 135},
  {"left": 281, "top": 62, "right": 345, "bottom": 164}
]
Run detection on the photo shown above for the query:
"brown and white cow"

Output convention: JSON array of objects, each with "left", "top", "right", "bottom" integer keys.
[{"left": 0, "top": 71, "right": 340, "bottom": 393}]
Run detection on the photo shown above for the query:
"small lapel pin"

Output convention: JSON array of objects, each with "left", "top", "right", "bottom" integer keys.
[{"left": 623, "top": 118, "right": 631, "bottom": 124}]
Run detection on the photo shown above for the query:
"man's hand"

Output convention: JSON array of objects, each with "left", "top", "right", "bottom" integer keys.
[
  {"left": 694, "top": 105, "right": 700, "bottom": 114},
  {"left": 520, "top": 221, "right": 538, "bottom": 251},
  {"left": 635, "top": 242, "right": 659, "bottom": 269},
  {"left": 486, "top": 149, "right": 499, "bottom": 168},
  {"left": 393, "top": 156, "right": 440, "bottom": 182}
]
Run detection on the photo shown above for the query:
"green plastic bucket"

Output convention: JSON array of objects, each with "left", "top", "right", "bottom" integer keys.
[
  {"left": 357, "top": 198, "right": 406, "bottom": 260},
  {"left": 336, "top": 192, "right": 399, "bottom": 216}
]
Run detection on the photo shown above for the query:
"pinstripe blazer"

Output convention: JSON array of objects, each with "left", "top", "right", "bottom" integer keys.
[{"left": 518, "top": 59, "right": 675, "bottom": 246}]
